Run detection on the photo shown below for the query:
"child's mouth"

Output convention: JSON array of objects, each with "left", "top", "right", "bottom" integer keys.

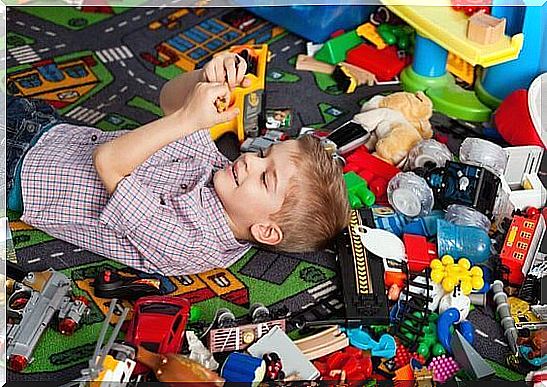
[{"left": 232, "top": 163, "right": 239, "bottom": 186}]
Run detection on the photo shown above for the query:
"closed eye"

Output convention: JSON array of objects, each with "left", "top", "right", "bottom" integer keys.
[{"left": 262, "top": 172, "right": 267, "bottom": 188}]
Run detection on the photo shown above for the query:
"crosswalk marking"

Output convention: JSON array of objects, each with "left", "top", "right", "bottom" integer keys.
[
  {"left": 9, "top": 45, "right": 40, "bottom": 64},
  {"left": 65, "top": 106, "right": 106, "bottom": 125},
  {"left": 95, "top": 45, "right": 134, "bottom": 63}
]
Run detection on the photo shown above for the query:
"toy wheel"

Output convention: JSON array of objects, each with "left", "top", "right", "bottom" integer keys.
[
  {"left": 216, "top": 308, "right": 236, "bottom": 328},
  {"left": 59, "top": 318, "right": 77, "bottom": 335},
  {"left": 249, "top": 303, "right": 270, "bottom": 324},
  {"left": 215, "top": 133, "right": 240, "bottom": 162}
]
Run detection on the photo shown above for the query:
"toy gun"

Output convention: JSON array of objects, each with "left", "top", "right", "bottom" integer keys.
[{"left": 6, "top": 263, "right": 89, "bottom": 372}]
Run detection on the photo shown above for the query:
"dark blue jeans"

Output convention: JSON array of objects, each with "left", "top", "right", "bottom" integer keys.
[{"left": 7, "top": 96, "right": 61, "bottom": 212}]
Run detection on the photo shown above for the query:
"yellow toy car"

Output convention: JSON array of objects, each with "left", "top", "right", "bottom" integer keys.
[{"left": 211, "top": 44, "right": 269, "bottom": 160}]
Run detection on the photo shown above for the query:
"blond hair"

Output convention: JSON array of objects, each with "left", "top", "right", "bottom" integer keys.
[{"left": 265, "top": 134, "right": 351, "bottom": 253}]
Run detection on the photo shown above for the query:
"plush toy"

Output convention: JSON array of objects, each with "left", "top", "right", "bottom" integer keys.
[{"left": 353, "top": 91, "right": 434, "bottom": 166}]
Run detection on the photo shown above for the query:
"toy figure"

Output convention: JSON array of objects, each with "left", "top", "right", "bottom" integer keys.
[{"left": 136, "top": 345, "right": 224, "bottom": 386}]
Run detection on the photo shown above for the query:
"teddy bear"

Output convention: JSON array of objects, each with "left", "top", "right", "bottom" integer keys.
[{"left": 352, "top": 91, "right": 434, "bottom": 166}]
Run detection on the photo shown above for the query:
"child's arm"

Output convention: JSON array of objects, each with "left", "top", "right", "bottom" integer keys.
[
  {"left": 160, "top": 51, "right": 250, "bottom": 116},
  {"left": 94, "top": 82, "right": 238, "bottom": 194}
]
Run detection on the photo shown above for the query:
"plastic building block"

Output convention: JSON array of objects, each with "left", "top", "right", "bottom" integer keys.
[
  {"left": 314, "top": 30, "right": 362, "bottom": 65},
  {"left": 381, "top": 0, "right": 522, "bottom": 67},
  {"left": 346, "top": 44, "right": 410, "bottom": 82},
  {"left": 467, "top": 11, "right": 506, "bottom": 45},
  {"left": 447, "top": 52, "right": 475, "bottom": 84},
  {"left": 450, "top": 330, "right": 494, "bottom": 380},
  {"left": 344, "top": 171, "right": 376, "bottom": 209},
  {"left": 403, "top": 234, "right": 438, "bottom": 273},
  {"left": 221, "top": 352, "right": 265, "bottom": 383},
  {"left": 356, "top": 22, "right": 387, "bottom": 49},
  {"left": 394, "top": 343, "right": 425, "bottom": 370},
  {"left": 428, "top": 355, "right": 460, "bottom": 383},
  {"left": 343, "top": 145, "right": 400, "bottom": 204}
]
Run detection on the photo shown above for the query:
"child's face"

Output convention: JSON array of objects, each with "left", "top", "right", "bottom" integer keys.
[{"left": 214, "top": 140, "right": 300, "bottom": 234}]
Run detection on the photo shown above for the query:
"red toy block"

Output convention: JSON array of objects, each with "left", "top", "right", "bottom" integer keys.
[
  {"left": 395, "top": 343, "right": 425, "bottom": 370},
  {"left": 343, "top": 145, "right": 400, "bottom": 204},
  {"left": 403, "top": 234, "right": 438, "bottom": 273},
  {"left": 314, "top": 347, "right": 372, "bottom": 384},
  {"left": 346, "top": 44, "right": 411, "bottom": 81}
]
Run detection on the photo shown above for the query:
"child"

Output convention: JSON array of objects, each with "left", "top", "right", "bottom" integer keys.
[{"left": 8, "top": 52, "right": 351, "bottom": 276}]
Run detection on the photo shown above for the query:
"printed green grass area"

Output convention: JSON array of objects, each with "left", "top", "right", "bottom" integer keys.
[
  {"left": 266, "top": 68, "right": 300, "bottom": 83},
  {"left": 155, "top": 63, "right": 184, "bottom": 81},
  {"left": 485, "top": 359, "right": 525, "bottom": 381},
  {"left": 97, "top": 113, "right": 141, "bottom": 131},
  {"left": 307, "top": 102, "right": 346, "bottom": 129},
  {"left": 314, "top": 72, "right": 343, "bottom": 96},
  {"left": 127, "top": 96, "right": 163, "bottom": 117},
  {"left": 13, "top": 230, "right": 56, "bottom": 250},
  {"left": 7, "top": 32, "right": 35, "bottom": 49}
]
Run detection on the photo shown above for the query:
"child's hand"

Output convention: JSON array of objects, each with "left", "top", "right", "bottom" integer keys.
[
  {"left": 201, "top": 52, "right": 251, "bottom": 89},
  {"left": 178, "top": 82, "right": 239, "bottom": 134}
]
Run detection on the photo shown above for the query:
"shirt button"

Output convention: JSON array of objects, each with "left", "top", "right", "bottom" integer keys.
[
  {"left": 91, "top": 135, "right": 98, "bottom": 141},
  {"left": 172, "top": 158, "right": 179, "bottom": 162},
  {"left": 181, "top": 184, "right": 188, "bottom": 190}
]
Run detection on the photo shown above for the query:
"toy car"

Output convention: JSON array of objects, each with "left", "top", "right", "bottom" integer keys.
[
  {"left": 124, "top": 296, "right": 191, "bottom": 374},
  {"left": 211, "top": 44, "right": 269, "bottom": 160}
]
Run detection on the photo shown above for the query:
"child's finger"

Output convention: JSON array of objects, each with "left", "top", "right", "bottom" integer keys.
[
  {"left": 218, "top": 107, "right": 240, "bottom": 123},
  {"left": 224, "top": 56, "right": 237, "bottom": 88},
  {"left": 214, "top": 61, "right": 225, "bottom": 83}
]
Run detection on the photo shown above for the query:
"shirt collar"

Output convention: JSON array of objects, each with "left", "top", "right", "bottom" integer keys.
[{"left": 200, "top": 185, "right": 250, "bottom": 251}]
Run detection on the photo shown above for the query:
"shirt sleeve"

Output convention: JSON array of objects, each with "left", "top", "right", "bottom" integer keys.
[
  {"left": 138, "top": 129, "right": 229, "bottom": 172},
  {"left": 98, "top": 174, "right": 211, "bottom": 275}
]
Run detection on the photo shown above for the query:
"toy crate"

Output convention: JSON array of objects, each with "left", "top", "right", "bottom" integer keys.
[{"left": 247, "top": 5, "right": 377, "bottom": 43}]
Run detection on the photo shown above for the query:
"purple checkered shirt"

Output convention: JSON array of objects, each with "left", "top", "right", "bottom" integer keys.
[{"left": 20, "top": 123, "right": 251, "bottom": 275}]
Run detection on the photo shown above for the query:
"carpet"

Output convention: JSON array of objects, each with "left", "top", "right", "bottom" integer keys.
[{"left": 6, "top": 5, "right": 523, "bottom": 384}]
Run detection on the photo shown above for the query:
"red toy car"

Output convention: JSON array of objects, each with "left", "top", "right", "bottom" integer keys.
[{"left": 125, "top": 295, "right": 191, "bottom": 374}]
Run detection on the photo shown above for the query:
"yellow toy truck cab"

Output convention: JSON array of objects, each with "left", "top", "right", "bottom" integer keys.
[{"left": 210, "top": 44, "right": 268, "bottom": 159}]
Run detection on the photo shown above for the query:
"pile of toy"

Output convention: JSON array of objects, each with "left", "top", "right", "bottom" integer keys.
[{"left": 5, "top": 3, "right": 546, "bottom": 385}]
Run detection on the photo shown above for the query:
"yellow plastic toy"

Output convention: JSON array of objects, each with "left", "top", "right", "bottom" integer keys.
[
  {"left": 430, "top": 255, "right": 484, "bottom": 295},
  {"left": 210, "top": 44, "right": 269, "bottom": 144}
]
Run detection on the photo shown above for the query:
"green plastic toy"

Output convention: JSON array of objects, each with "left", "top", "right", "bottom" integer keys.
[
  {"left": 399, "top": 311, "right": 446, "bottom": 360},
  {"left": 344, "top": 171, "right": 375, "bottom": 209},
  {"left": 377, "top": 23, "right": 414, "bottom": 51}
]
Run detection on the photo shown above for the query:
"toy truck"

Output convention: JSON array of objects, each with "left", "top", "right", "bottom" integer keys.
[
  {"left": 6, "top": 267, "right": 89, "bottom": 372},
  {"left": 210, "top": 44, "right": 269, "bottom": 157}
]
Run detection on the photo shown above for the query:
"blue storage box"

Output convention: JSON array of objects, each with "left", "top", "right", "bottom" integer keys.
[{"left": 247, "top": 5, "right": 377, "bottom": 43}]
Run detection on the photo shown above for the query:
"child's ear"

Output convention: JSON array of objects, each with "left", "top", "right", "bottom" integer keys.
[{"left": 250, "top": 222, "right": 283, "bottom": 246}]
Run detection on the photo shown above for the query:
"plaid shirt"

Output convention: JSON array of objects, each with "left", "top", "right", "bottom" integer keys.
[{"left": 20, "top": 123, "right": 251, "bottom": 275}]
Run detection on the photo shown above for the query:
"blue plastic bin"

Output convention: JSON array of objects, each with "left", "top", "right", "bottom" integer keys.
[{"left": 247, "top": 5, "right": 377, "bottom": 43}]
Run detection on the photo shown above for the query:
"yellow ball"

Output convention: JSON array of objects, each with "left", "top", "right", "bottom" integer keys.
[
  {"left": 430, "top": 259, "right": 443, "bottom": 270},
  {"left": 441, "top": 255, "right": 454, "bottom": 266},
  {"left": 469, "top": 266, "right": 483, "bottom": 278},
  {"left": 458, "top": 258, "right": 471, "bottom": 270},
  {"left": 472, "top": 276, "right": 484, "bottom": 290},
  {"left": 431, "top": 269, "right": 445, "bottom": 283},
  {"left": 442, "top": 276, "right": 457, "bottom": 292}
]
